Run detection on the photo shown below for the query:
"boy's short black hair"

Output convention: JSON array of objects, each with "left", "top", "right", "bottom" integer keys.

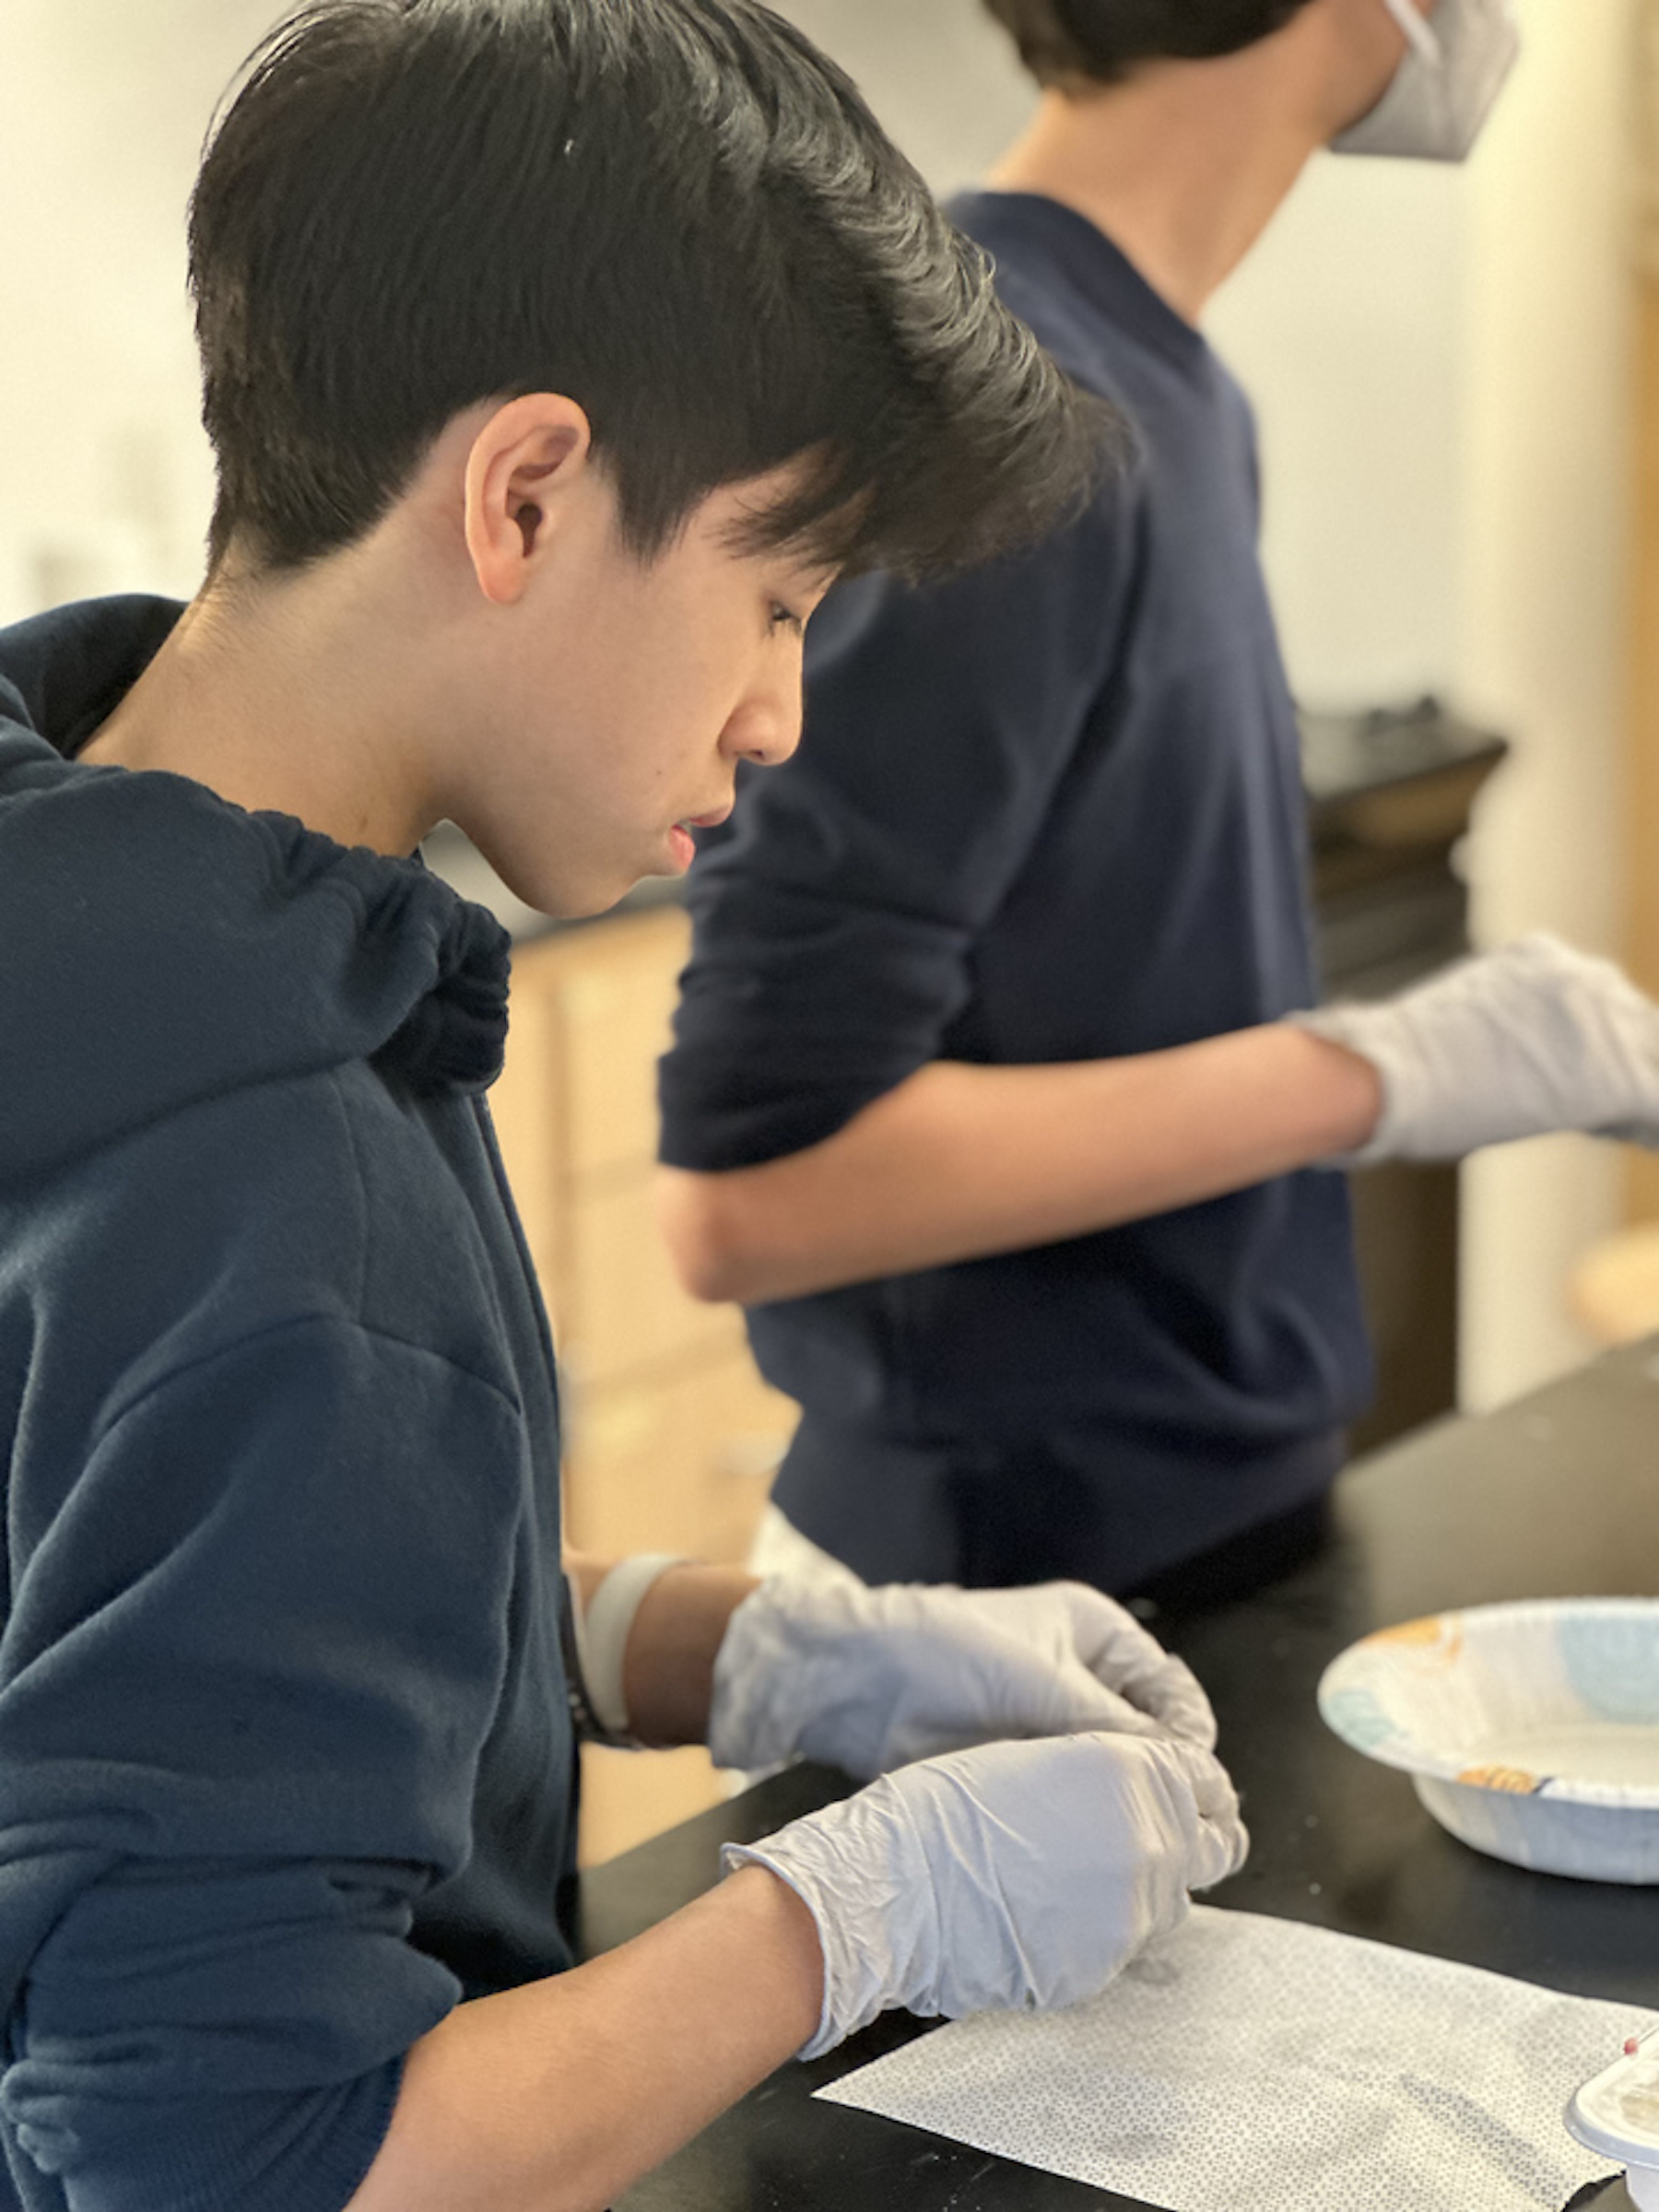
[
  {"left": 190, "top": 0, "right": 1112, "bottom": 582},
  {"left": 984, "top": 0, "right": 1317, "bottom": 88}
]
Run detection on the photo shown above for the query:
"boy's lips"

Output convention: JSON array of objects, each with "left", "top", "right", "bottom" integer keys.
[{"left": 665, "top": 803, "right": 731, "bottom": 873}]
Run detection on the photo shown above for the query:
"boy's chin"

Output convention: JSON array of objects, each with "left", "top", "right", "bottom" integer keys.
[
  {"left": 458, "top": 825, "right": 618, "bottom": 924},
  {"left": 508, "top": 855, "right": 648, "bottom": 924}
]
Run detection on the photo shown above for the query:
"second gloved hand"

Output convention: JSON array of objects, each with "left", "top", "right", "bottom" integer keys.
[
  {"left": 1290, "top": 933, "right": 1659, "bottom": 1164},
  {"left": 708, "top": 1574, "right": 1216, "bottom": 1779},
  {"left": 727, "top": 1729, "right": 1248, "bottom": 2056}
]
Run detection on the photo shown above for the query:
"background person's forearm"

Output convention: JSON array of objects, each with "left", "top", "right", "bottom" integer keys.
[
  {"left": 344, "top": 1865, "right": 822, "bottom": 2212},
  {"left": 658, "top": 1025, "right": 1382, "bottom": 1307}
]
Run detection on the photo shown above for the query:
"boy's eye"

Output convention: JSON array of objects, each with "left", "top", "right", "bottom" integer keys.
[{"left": 768, "top": 602, "right": 806, "bottom": 638}]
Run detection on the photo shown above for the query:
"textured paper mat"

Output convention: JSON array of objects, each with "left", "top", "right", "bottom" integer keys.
[{"left": 820, "top": 1906, "right": 1657, "bottom": 2212}]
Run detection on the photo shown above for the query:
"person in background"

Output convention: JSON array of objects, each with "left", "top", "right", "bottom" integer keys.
[
  {"left": 657, "top": 0, "right": 1659, "bottom": 1608},
  {"left": 0, "top": 6, "right": 1250, "bottom": 2210}
]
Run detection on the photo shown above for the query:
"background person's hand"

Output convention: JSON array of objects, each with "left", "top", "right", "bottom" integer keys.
[
  {"left": 707, "top": 1574, "right": 1216, "bottom": 1780},
  {"left": 726, "top": 1730, "right": 1247, "bottom": 2056},
  {"left": 1291, "top": 933, "right": 1659, "bottom": 1164}
]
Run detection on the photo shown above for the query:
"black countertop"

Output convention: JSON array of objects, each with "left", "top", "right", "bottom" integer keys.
[{"left": 577, "top": 1338, "right": 1659, "bottom": 2211}]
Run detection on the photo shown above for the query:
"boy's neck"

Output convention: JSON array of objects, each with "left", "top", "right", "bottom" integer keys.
[
  {"left": 79, "top": 557, "right": 447, "bottom": 861},
  {"left": 985, "top": 55, "right": 1332, "bottom": 326}
]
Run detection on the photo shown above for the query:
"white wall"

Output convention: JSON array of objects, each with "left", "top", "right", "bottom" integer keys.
[
  {"left": 777, "top": 0, "right": 1033, "bottom": 188},
  {"left": 0, "top": 0, "right": 277, "bottom": 617},
  {"left": 1, "top": 0, "right": 1639, "bottom": 1409},
  {"left": 1206, "top": 159, "right": 1468, "bottom": 709},
  {"left": 1447, "top": 0, "right": 1636, "bottom": 1406}
]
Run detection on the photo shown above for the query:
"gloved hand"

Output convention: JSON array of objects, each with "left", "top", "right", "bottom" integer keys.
[
  {"left": 1290, "top": 933, "right": 1659, "bottom": 1164},
  {"left": 707, "top": 1575, "right": 1217, "bottom": 1780},
  {"left": 726, "top": 1730, "right": 1247, "bottom": 2056}
]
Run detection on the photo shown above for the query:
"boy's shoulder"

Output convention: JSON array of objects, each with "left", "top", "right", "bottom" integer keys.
[
  {"left": 6, "top": 1049, "right": 510, "bottom": 1398},
  {"left": 947, "top": 190, "right": 1235, "bottom": 425},
  {"left": 0, "top": 647, "right": 510, "bottom": 1199},
  {"left": 0, "top": 616, "right": 521, "bottom": 1424}
]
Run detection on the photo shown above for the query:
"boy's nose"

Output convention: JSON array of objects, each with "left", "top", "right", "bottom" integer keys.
[{"left": 727, "top": 677, "right": 805, "bottom": 769}]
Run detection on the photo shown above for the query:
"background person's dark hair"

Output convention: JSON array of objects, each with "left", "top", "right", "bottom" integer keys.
[
  {"left": 983, "top": 0, "right": 1318, "bottom": 88},
  {"left": 189, "top": 0, "right": 1114, "bottom": 582}
]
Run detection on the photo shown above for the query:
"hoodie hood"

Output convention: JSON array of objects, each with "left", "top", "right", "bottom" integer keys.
[{"left": 0, "top": 594, "right": 511, "bottom": 1194}]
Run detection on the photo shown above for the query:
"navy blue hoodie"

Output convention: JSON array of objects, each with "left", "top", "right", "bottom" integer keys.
[{"left": 0, "top": 599, "right": 578, "bottom": 2212}]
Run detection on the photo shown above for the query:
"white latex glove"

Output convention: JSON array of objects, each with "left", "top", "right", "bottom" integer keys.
[
  {"left": 726, "top": 1730, "right": 1247, "bottom": 2057},
  {"left": 1290, "top": 933, "right": 1659, "bottom": 1164},
  {"left": 707, "top": 1576, "right": 1216, "bottom": 1780}
]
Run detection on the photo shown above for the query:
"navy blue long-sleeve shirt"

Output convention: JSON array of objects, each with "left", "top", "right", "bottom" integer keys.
[
  {"left": 660, "top": 194, "right": 1372, "bottom": 1590},
  {"left": 0, "top": 598, "right": 578, "bottom": 2211}
]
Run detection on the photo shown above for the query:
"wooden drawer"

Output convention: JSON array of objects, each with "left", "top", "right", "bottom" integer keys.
[
  {"left": 564, "top": 1356, "right": 798, "bottom": 1563},
  {"left": 556, "top": 1171, "right": 740, "bottom": 1384},
  {"left": 487, "top": 963, "right": 562, "bottom": 1293},
  {"left": 578, "top": 1742, "right": 725, "bottom": 1867},
  {"left": 492, "top": 908, "right": 713, "bottom": 1379},
  {"left": 501, "top": 907, "right": 690, "bottom": 1182},
  {"left": 486, "top": 905, "right": 801, "bottom": 1868}
]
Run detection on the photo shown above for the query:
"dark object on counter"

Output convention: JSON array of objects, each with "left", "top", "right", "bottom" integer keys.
[
  {"left": 578, "top": 1335, "right": 1659, "bottom": 2212},
  {"left": 1563, "top": 2180, "right": 1645, "bottom": 2210},
  {"left": 1303, "top": 695, "right": 1509, "bottom": 1457},
  {"left": 1303, "top": 694, "right": 1509, "bottom": 998}
]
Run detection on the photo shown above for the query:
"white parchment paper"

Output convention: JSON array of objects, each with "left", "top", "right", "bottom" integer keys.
[{"left": 818, "top": 1906, "right": 1658, "bottom": 2212}]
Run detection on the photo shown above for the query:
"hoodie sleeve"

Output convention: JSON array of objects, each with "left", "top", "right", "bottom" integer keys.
[
  {"left": 658, "top": 489, "right": 1142, "bottom": 1174},
  {"left": 0, "top": 1316, "right": 530, "bottom": 2212}
]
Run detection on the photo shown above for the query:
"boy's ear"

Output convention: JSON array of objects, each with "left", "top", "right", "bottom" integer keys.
[{"left": 463, "top": 393, "right": 594, "bottom": 606}]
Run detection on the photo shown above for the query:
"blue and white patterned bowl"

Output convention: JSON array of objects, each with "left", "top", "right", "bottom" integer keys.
[{"left": 1318, "top": 1599, "right": 1659, "bottom": 1884}]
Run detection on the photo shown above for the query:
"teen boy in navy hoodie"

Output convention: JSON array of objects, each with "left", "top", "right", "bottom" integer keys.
[{"left": 0, "top": 5, "right": 1253, "bottom": 2208}]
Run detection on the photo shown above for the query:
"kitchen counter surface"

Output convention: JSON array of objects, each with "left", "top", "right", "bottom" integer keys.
[{"left": 576, "top": 1335, "right": 1659, "bottom": 2210}]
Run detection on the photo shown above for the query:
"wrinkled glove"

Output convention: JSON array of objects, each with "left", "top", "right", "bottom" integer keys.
[
  {"left": 1290, "top": 933, "right": 1659, "bottom": 1164},
  {"left": 708, "top": 1575, "right": 1216, "bottom": 1780},
  {"left": 727, "top": 1730, "right": 1247, "bottom": 2056}
]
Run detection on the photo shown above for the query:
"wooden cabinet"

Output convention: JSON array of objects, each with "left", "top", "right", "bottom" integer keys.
[
  {"left": 563, "top": 1359, "right": 797, "bottom": 1563},
  {"left": 488, "top": 905, "right": 797, "bottom": 1864}
]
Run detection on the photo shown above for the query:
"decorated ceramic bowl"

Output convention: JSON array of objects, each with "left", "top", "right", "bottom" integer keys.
[{"left": 1317, "top": 1599, "right": 1659, "bottom": 1884}]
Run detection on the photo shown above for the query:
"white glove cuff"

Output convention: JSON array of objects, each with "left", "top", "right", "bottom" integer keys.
[
  {"left": 722, "top": 1783, "right": 935, "bottom": 2062},
  {"left": 573, "top": 1553, "right": 684, "bottom": 1744},
  {"left": 722, "top": 1841, "right": 843, "bottom": 2060}
]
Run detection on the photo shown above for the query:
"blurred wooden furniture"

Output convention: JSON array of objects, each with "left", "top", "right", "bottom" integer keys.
[
  {"left": 1630, "top": 13, "right": 1659, "bottom": 1223},
  {"left": 1569, "top": 1222, "right": 1659, "bottom": 1347},
  {"left": 488, "top": 904, "right": 798, "bottom": 1864}
]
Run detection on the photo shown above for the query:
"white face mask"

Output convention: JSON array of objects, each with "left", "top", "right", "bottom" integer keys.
[{"left": 1332, "top": 0, "right": 1520, "bottom": 162}]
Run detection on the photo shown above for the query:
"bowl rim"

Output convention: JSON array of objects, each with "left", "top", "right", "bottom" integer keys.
[{"left": 1316, "top": 1595, "right": 1659, "bottom": 1808}]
